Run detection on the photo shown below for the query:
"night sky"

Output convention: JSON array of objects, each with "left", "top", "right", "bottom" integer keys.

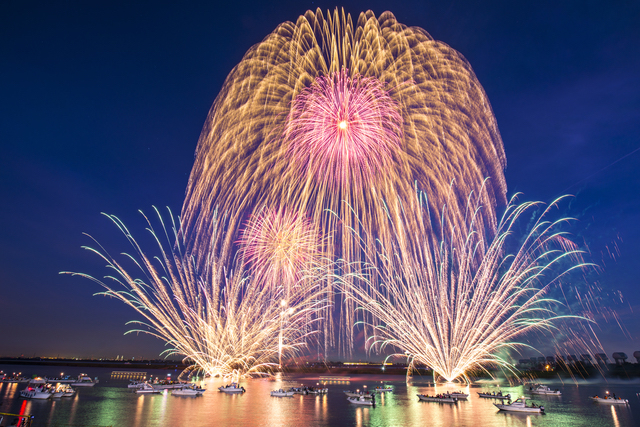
[{"left": 1, "top": 0, "right": 638, "bottom": 360}]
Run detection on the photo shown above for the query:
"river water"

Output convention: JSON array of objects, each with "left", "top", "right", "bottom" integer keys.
[{"left": 1, "top": 364, "right": 638, "bottom": 426}]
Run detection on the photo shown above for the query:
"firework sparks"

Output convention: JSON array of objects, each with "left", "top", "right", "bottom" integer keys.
[
  {"left": 338, "top": 188, "right": 595, "bottom": 383},
  {"left": 64, "top": 208, "right": 328, "bottom": 378},
  {"left": 285, "top": 69, "right": 403, "bottom": 190},
  {"left": 181, "top": 9, "right": 507, "bottom": 353},
  {"left": 239, "top": 206, "right": 322, "bottom": 298}
]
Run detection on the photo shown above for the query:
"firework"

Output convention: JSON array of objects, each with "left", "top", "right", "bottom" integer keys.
[
  {"left": 239, "top": 206, "right": 322, "bottom": 298},
  {"left": 181, "top": 9, "right": 507, "bottom": 353},
  {"left": 285, "top": 69, "right": 403, "bottom": 191},
  {"left": 64, "top": 208, "right": 328, "bottom": 378},
  {"left": 337, "top": 188, "right": 594, "bottom": 383}
]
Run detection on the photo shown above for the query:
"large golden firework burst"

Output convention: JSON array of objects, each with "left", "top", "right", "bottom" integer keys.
[{"left": 182, "top": 9, "right": 507, "bottom": 353}]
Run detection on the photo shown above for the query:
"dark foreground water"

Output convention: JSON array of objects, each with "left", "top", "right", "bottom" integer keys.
[{"left": 1, "top": 364, "right": 638, "bottom": 426}]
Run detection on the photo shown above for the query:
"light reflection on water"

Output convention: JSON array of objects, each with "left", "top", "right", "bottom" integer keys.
[{"left": 0, "top": 365, "right": 637, "bottom": 426}]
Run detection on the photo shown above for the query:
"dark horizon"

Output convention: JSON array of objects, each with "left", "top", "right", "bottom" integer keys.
[{"left": 1, "top": 0, "right": 638, "bottom": 360}]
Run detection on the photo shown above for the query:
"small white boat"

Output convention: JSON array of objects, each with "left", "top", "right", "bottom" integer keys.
[
  {"left": 219, "top": 383, "right": 245, "bottom": 393},
  {"left": 51, "top": 387, "right": 66, "bottom": 398},
  {"left": 307, "top": 387, "right": 328, "bottom": 395},
  {"left": 344, "top": 390, "right": 374, "bottom": 399},
  {"left": 590, "top": 395, "right": 629, "bottom": 404},
  {"left": 450, "top": 391, "right": 469, "bottom": 400},
  {"left": 347, "top": 395, "right": 375, "bottom": 406},
  {"left": 270, "top": 389, "right": 294, "bottom": 397},
  {"left": 71, "top": 374, "right": 97, "bottom": 387},
  {"left": 172, "top": 386, "right": 205, "bottom": 396},
  {"left": 288, "top": 387, "right": 308, "bottom": 395},
  {"left": 478, "top": 391, "right": 510, "bottom": 400},
  {"left": 495, "top": 397, "right": 544, "bottom": 413},
  {"left": 375, "top": 386, "right": 393, "bottom": 393},
  {"left": 530, "top": 385, "right": 561, "bottom": 395},
  {"left": 417, "top": 394, "right": 457, "bottom": 403},
  {"left": 20, "top": 379, "right": 52, "bottom": 399},
  {"left": 128, "top": 380, "right": 145, "bottom": 389},
  {"left": 57, "top": 384, "right": 76, "bottom": 397},
  {"left": 135, "top": 383, "right": 162, "bottom": 394}
]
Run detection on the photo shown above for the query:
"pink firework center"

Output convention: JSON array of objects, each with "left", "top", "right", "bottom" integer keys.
[{"left": 286, "top": 70, "right": 403, "bottom": 189}]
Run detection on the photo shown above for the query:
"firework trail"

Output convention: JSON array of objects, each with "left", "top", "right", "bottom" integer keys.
[
  {"left": 64, "top": 208, "right": 328, "bottom": 378},
  {"left": 181, "top": 9, "right": 507, "bottom": 353},
  {"left": 337, "top": 187, "right": 595, "bottom": 382}
]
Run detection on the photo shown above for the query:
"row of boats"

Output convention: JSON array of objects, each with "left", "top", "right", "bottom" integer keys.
[
  {"left": 17, "top": 375, "right": 98, "bottom": 400},
  {"left": 130, "top": 378, "right": 632, "bottom": 410}
]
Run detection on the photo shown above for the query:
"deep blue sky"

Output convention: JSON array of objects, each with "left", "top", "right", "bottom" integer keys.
[{"left": 1, "top": 0, "right": 638, "bottom": 360}]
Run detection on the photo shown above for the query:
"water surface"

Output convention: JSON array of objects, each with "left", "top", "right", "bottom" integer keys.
[{"left": 1, "top": 364, "right": 638, "bottom": 426}]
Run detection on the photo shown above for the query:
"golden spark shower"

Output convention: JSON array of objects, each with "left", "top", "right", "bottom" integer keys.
[
  {"left": 181, "top": 8, "right": 507, "bottom": 352},
  {"left": 65, "top": 208, "right": 328, "bottom": 378},
  {"left": 338, "top": 187, "right": 594, "bottom": 382}
]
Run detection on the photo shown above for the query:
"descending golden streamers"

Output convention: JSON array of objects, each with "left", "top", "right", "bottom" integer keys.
[
  {"left": 181, "top": 9, "right": 506, "bottom": 353},
  {"left": 64, "top": 208, "right": 328, "bottom": 378},
  {"left": 338, "top": 187, "right": 593, "bottom": 382}
]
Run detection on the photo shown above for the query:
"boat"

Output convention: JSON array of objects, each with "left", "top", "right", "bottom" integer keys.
[
  {"left": 344, "top": 390, "right": 374, "bottom": 399},
  {"left": 495, "top": 397, "right": 544, "bottom": 413},
  {"left": 128, "top": 380, "right": 145, "bottom": 389},
  {"left": 417, "top": 394, "right": 457, "bottom": 403},
  {"left": 530, "top": 385, "right": 561, "bottom": 396},
  {"left": 57, "top": 384, "right": 76, "bottom": 397},
  {"left": 478, "top": 391, "right": 510, "bottom": 400},
  {"left": 589, "top": 395, "right": 629, "bottom": 404},
  {"left": 375, "top": 386, "right": 393, "bottom": 393},
  {"left": 19, "top": 378, "right": 52, "bottom": 399},
  {"left": 270, "top": 389, "right": 294, "bottom": 397},
  {"left": 172, "top": 385, "right": 205, "bottom": 396},
  {"left": 71, "top": 374, "right": 98, "bottom": 387},
  {"left": 1, "top": 375, "right": 29, "bottom": 383},
  {"left": 288, "top": 387, "right": 309, "bottom": 395},
  {"left": 51, "top": 386, "right": 66, "bottom": 398},
  {"left": 450, "top": 391, "right": 469, "bottom": 400},
  {"left": 45, "top": 375, "right": 75, "bottom": 384},
  {"left": 347, "top": 395, "right": 375, "bottom": 406},
  {"left": 135, "top": 383, "right": 162, "bottom": 394},
  {"left": 219, "top": 383, "right": 245, "bottom": 393},
  {"left": 150, "top": 379, "right": 186, "bottom": 389},
  {"left": 306, "top": 387, "right": 328, "bottom": 395}
]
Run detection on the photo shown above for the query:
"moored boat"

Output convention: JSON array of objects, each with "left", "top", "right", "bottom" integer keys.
[
  {"left": 478, "top": 391, "right": 510, "bottom": 400},
  {"left": 135, "top": 383, "right": 162, "bottom": 394},
  {"left": 57, "top": 384, "right": 76, "bottom": 397},
  {"left": 589, "top": 395, "right": 629, "bottom": 404},
  {"left": 347, "top": 395, "right": 375, "bottom": 406},
  {"left": 375, "top": 385, "right": 393, "bottom": 393},
  {"left": 45, "top": 375, "right": 75, "bottom": 384},
  {"left": 270, "top": 389, "right": 294, "bottom": 397},
  {"left": 219, "top": 383, "right": 245, "bottom": 393},
  {"left": 172, "top": 385, "right": 205, "bottom": 396},
  {"left": 417, "top": 394, "right": 457, "bottom": 403},
  {"left": 71, "top": 374, "right": 98, "bottom": 387},
  {"left": 495, "top": 397, "right": 544, "bottom": 413},
  {"left": 20, "top": 378, "right": 52, "bottom": 399},
  {"left": 307, "top": 387, "right": 328, "bottom": 395},
  {"left": 530, "top": 385, "right": 561, "bottom": 395},
  {"left": 344, "top": 390, "right": 374, "bottom": 399}
]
